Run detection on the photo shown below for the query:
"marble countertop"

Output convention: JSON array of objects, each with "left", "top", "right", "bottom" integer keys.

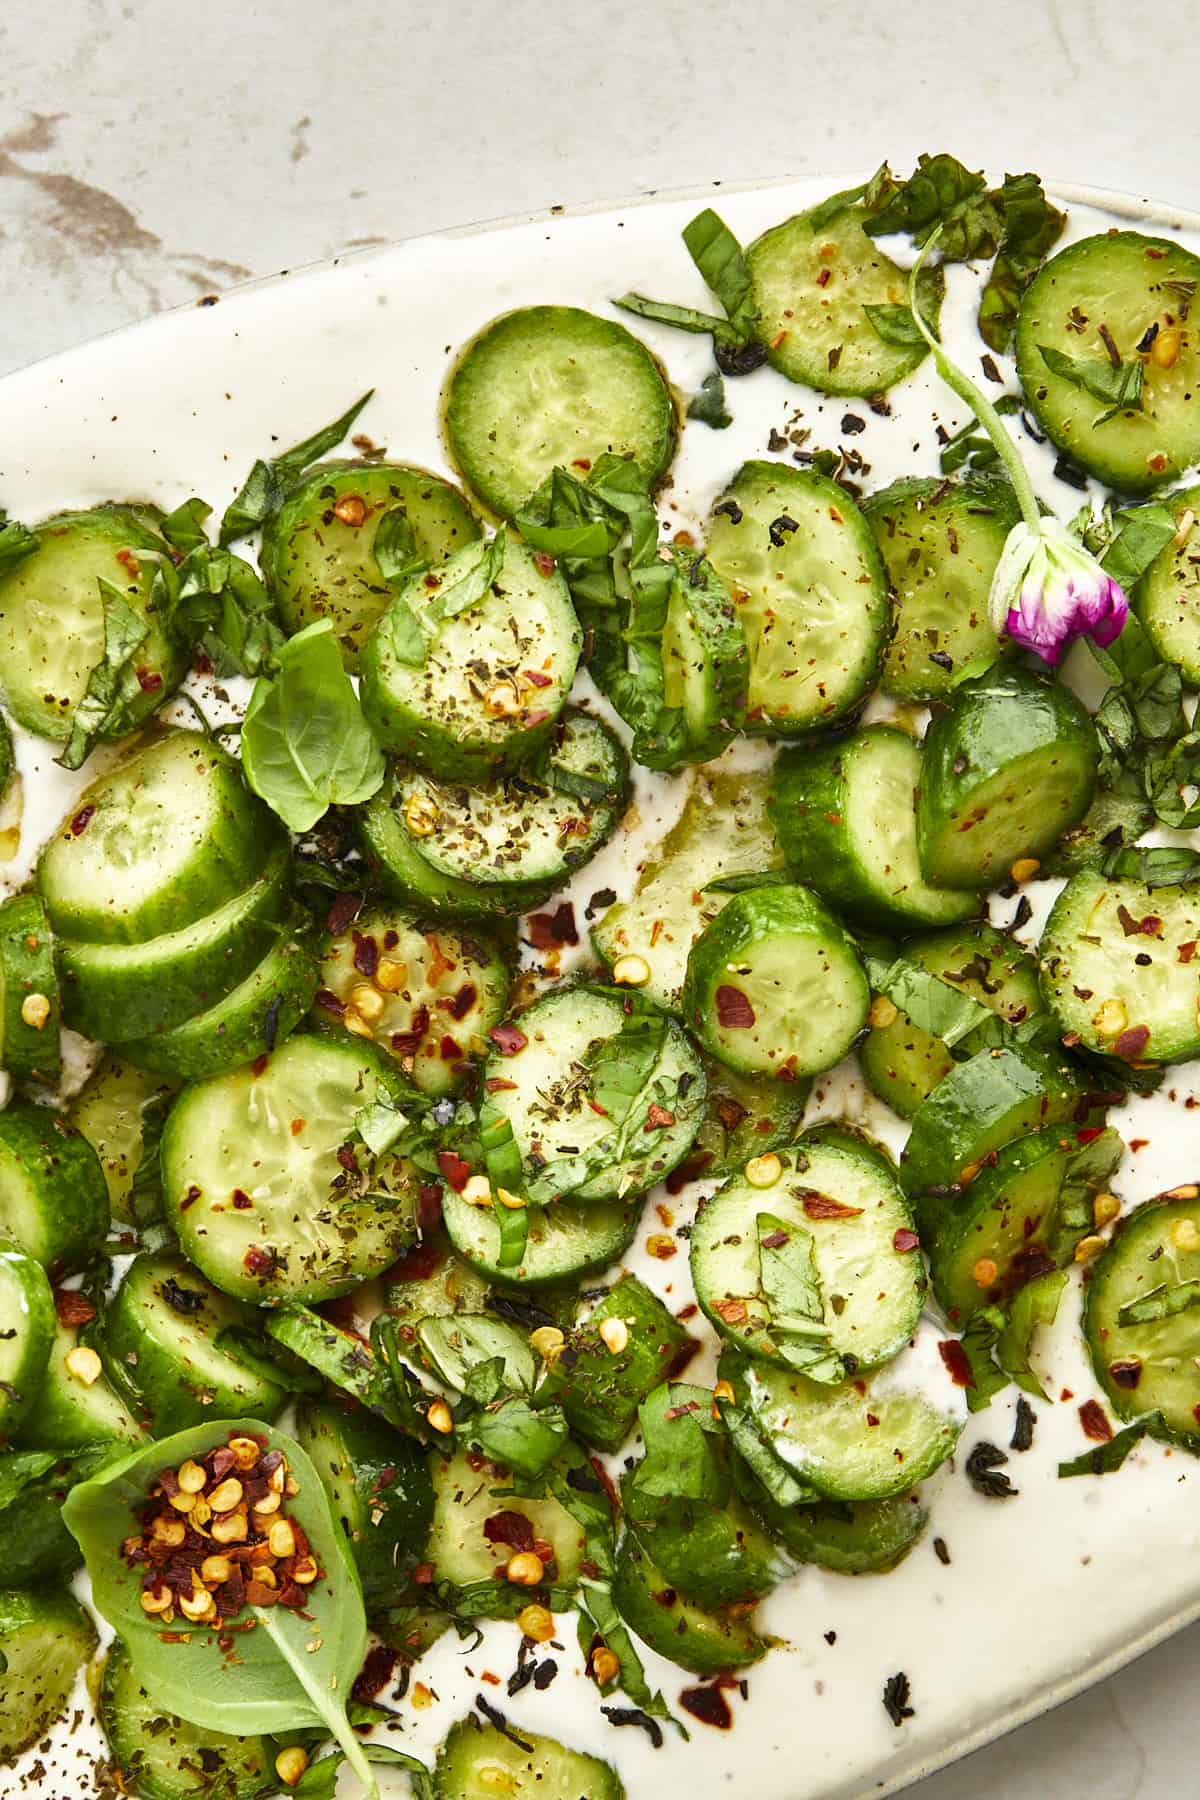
[{"left": 2, "top": 1, "right": 1197, "bottom": 1792}]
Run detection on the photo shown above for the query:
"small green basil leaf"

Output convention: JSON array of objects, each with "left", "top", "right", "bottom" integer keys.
[
  {"left": 1118, "top": 1278, "right": 1200, "bottom": 1328},
  {"left": 630, "top": 1382, "right": 725, "bottom": 1503},
  {"left": 686, "top": 371, "right": 732, "bottom": 430},
  {"left": 978, "top": 174, "right": 1065, "bottom": 353},
  {"left": 372, "top": 507, "right": 424, "bottom": 585},
  {"left": 681, "top": 209, "right": 757, "bottom": 342},
  {"left": 417, "top": 1314, "right": 534, "bottom": 1396},
  {"left": 865, "top": 954, "right": 994, "bottom": 1048},
  {"left": 757, "top": 1214, "right": 827, "bottom": 1337},
  {"left": 468, "top": 1396, "right": 568, "bottom": 1479},
  {"left": 1058, "top": 1413, "right": 1162, "bottom": 1478},
  {"left": 1038, "top": 345, "right": 1144, "bottom": 420},
  {"left": 957, "top": 1306, "right": 1011, "bottom": 1413},
  {"left": 158, "top": 496, "right": 213, "bottom": 553},
  {"left": 354, "top": 1095, "right": 411, "bottom": 1157},
  {"left": 0, "top": 1449, "right": 61, "bottom": 1509},
  {"left": 57, "top": 581, "right": 150, "bottom": 772},
  {"left": 1103, "top": 844, "right": 1200, "bottom": 888},
  {"left": 716, "top": 1400, "right": 817, "bottom": 1507},
  {"left": 996, "top": 1270, "right": 1067, "bottom": 1400},
  {"left": 863, "top": 303, "right": 926, "bottom": 348},
  {"left": 1098, "top": 501, "right": 1177, "bottom": 590},
  {"left": 577, "top": 1575, "right": 686, "bottom": 1738},
  {"left": 864, "top": 152, "right": 994, "bottom": 256},
  {"left": 220, "top": 392, "right": 374, "bottom": 542},
  {"left": 612, "top": 292, "right": 732, "bottom": 339}
]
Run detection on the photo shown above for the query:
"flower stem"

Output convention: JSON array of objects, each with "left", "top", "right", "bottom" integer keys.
[{"left": 908, "top": 232, "right": 1042, "bottom": 532}]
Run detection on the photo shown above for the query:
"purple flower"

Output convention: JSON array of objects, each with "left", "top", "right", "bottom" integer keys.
[{"left": 988, "top": 519, "right": 1128, "bottom": 666}]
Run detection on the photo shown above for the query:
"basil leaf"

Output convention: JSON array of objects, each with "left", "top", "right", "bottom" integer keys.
[
  {"left": 241, "top": 619, "right": 385, "bottom": 831},
  {"left": 57, "top": 581, "right": 150, "bottom": 772},
  {"left": 807, "top": 175, "right": 874, "bottom": 231},
  {"left": 757, "top": 1214, "right": 827, "bottom": 1335},
  {"left": 468, "top": 1395, "right": 569, "bottom": 1480},
  {"left": 417, "top": 1314, "right": 534, "bottom": 1396},
  {"left": 702, "top": 869, "right": 791, "bottom": 896},
  {"left": 291, "top": 1744, "right": 435, "bottom": 1797},
  {"left": 630, "top": 1382, "right": 725, "bottom": 1503},
  {"left": 158, "top": 496, "right": 213, "bottom": 553},
  {"left": 354, "top": 1094, "right": 411, "bottom": 1157},
  {"left": 220, "top": 391, "right": 374, "bottom": 542},
  {"left": 1046, "top": 1130, "right": 1123, "bottom": 1264},
  {"left": 0, "top": 513, "right": 37, "bottom": 577},
  {"left": 0, "top": 1448, "right": 61, "bottom": 1510},
  {"left": 865, "top": 152, "right": 997, "bottom": 258},
  {"left": 1098, "top": 502, "right": 1178, "bottom": 590},
  {"left": 864, "top": 303, "right": 926, "bottom": 348},
  {"left": 978, "top": 173, "right": 1066, "bottom": 352},
  {"left": 716, "top": 1399, "right": 817, "bottom": 1507},
  {"left": 1038, "top": 345, "right": 1144, "bottom": 421},
  {"left": 577, "top": 1575, "right": 685, "bottom": 1737},
  {"left": 957, "top": 1306, "right": 1011, "bottom": 1413},
  {"left": 372, "top": 507, "right": 424, "bottom": 585},
  {"left": 612, "top": 293, "right": 731, "bottom": 338},
  {"left": 865, "top": 954, "right": 994, "bottom": 1047},
  {"left": 1104, "top": 844, "right": 1200, "bottom": 888},
  {"left": 1118, "top": 1278, "right": 1200, "bottom": 1328},
  {"left": 681, "top": 209, "right": 757, "bottom": 341},
  {"left": 996, "top": 1270, "right": 1067, "bottom": 1400},
  {"left": 686, "top": 371, "right": 732, "bottom": 430},
  {"left": 63, "top": 1421, "right": 382, "bottom": 1799},
  {"left": 1058, "top": 1413, "right": 1162, "bottom": 1478}
]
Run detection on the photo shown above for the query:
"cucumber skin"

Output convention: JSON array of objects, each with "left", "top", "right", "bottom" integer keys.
[
  {"left": 611, "top": 1535, "right": 766, "bottom": 1676},
  {"left": 122, "top": 931, "right": 319, "bottom": 1080},
  {"left": 434, "top": 1718, "right": 625, "bottom": 1800},
  {"left": 624, "top": 1476, "right": 783, "bottom": 1610},
  {"left": 536, "top": 1274, "right": 694, "bottom": 1454},
  {"left": 1135, "top": 481, "right": 1200, "bottom": 684},
  {"left": 900, "top": 1045, "right": 1088, "bottom": 1198},
  {"left": 0, "top": 1242, "right": 55, "bottom": 1437},
  {"left": 0, "top": 1103, "right": 110, "bottom": 1273},
  {"left": 17, "top": 1321, "right": 147, "bottom": 1452},
  {"left": 1084, "top": 1194, "right": 1200, "bottom": 1443},
  {"left": 0, "top": 895, "right": 61, "bottom": 1083},
  {"left": 100, "top": 1639, "right": 276, "bottom": 1800},
  {"left": 0, "top": 1585, "right": 98, "bottom": 1762},
  {"left": 735, "top": 1459, "right": 929, "bottom": 1574},
  {"left": 295, "top": 1401, "right": 433, "bottom": 1603},
  {"left": 358, "top": 769, "right": 555, "bottom": 919},
  {"left": 0, "top": 1466, "right": 86, "bottom": 1588}
]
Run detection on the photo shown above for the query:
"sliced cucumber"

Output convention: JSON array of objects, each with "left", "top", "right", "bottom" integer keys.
[
  {"left": 926, "top": 1125, "right": 1122, "bottom": 1323},
  {"left": 360, "top": 766, "right": 554, "bottom": 919},
  {"left": 682, "top": 883, "right": 868, "bottom": 1079},
  {"left": 591, "top": 766, "right": 785, "bottom": 1012},
  {"left": 917, "top": 668, "right": 1099, "bottom": 891},
  {"left": 394, "top": 709, "right": 627, "bottom": 890},
  {"left": 863, "top": 475, "right": 1018, "bottom": 699},
  {"left": 60, "top": 839, "right": 293, "bottom": 1042},
  {"left": 165, "top": 1034, "right": 420, "bottom": 1304},
  {"left": 624, "top": 1462, "right": 783, "bottom": 1609},
  {"left": 443, "top": 304, "right": 676, "bottom": 520},
  {"left": 1016, "top": 231, "right": 1200, "bottom": 492},
  {"left": 726, "top": 1347, "right": 963, "bottom": 1501},
  {"left": 102, "top": 1250, "right": 289, "bottom": 1432},
  {"left": 0, "top": 508, "right": 186, "bottom": 741},
  {"left": 537, "top": 1273, "right": 694, "bottom": 1454},
  {"left": 361, "top": 535, "right": 581, "bottom": 781},
  {"left": 38, "top": 731, "right": 274, "bottom": 945},
  {"left": 259, "top": 458, "right": 481, "bottom": 670},
  {"left": 383, "top": 1235, "right": 492, "bottom": 1322},
  {"left": 434, "top": 1717, "right": 625, "bottom": 1800},
  {"left": 0, "top": 1586, "right": 97, "bottom": 1763},
  {"left": 705, "top": 461, "right": 891, "bottom": 734},
  {"left": 747, "top": 199, "right": 942, "bottom": 395},
  {"left": 1135, "top": 482, "right": 1200, "bottom": 683},
  {"left": 123, "top": 928, "right": 319, "bottom": 1080},
  {"left": 1084, "top": 1189, "right": 1200, "bottom": 1442},
  {"left": 691, "top": 1130, "right": 923, "bottom": 1378},
  {"left": 0, "top": 896, "right": 60, "bottom": 1083},
  {"left": 859, "top": 921, "right": 1043, "bottom": 1119},
  {"left": 612, "top": 1535, "right": 766, "bottom": 1676},
  {"left": 0, "top": 1452, "right": 102, "bottom": 1589},
  {"left": 770, "top": 725, "right": 982, "bottom": 930},
  {"left": 442, "top": 1187, "right": 637, "bottom": 1287},
  {"left": 0, "top": 1241, "right": 55, "bottom": 1437},
  {"left": 426, "top": 1444, "right": 590, "bottom": 1613},
  {"left": 101, "top": 1639, "right": 274, "bottom": 1800},
  {"left": 738, "top": 1473, "right": 928, "bottom": 1575},
  {"left": 294, "top": 1400, "right": 433, "bottom": 1602},
  {"left": 900, "top": 1043, "right": 1089, "bottom": 1198},
  {"left": 1039, "top": 871, "right": 1200, "bottom": 1065},
  {"left": 0, "top": 1103, "right": 109, "bottom": 1272},
  {"left": 68, "top": 1054, "right": 177, "bottom": 1225},
  {"left": 480, "top": 985, "right": 706, "bottom": 1202},
  {"left": 316, "top": 907, "right": 508, "bottom": 1097},
  {"left": 693, "top": 1055, "right": 809, "bottom": 1178},
  {"left": 17, "top": 1320, "right": 145, "bottom": 1451}
]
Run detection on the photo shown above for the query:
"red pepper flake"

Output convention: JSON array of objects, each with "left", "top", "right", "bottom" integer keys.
[
  {"left": 441, "top": 983, "right": 477, "bottom": 1021},
  {"left": 713, "top": 1297, "right": 748, "bottom": 1325},
  {"left": 644, "top": 1103, "right": 676, "bottom": 1132},
  {"left": 665, "top": 1149, "right": 715, "bottom": 1194},
  {"left": 488, "top": 1022, "right": 528, "bottom": 1056},
  {"left": 1076, "top": 1126, "right": 1106, "bottom": 1144},
  {"left": 801, "top": 1190, "right": 864, "bottom": 1221},
  {"left": 532, "top": 551, "right": 557, "bottom": 576},
  {"left": 352, "top": 1644, "right": 398, "bottom": 1703},
  {"left": 439, "top": 1035, "right": 463, "bottom": 1061},
  {"left": 314, "top": 988, "right": 346, "bottom": 1020},
  {"left": 251, "top": 1053, "right": 270, "bottom": 1078},
  {"left": 390, "top": 1004, "right": 430, "bottom": 1058},
  {"left": 524, "top": 667, "right": 553, "bottom": 686},
  {"left": 1079, "top": 1399, "right": 1113, "bottom": 1443},
  {"left": 1180, "top": 941, "right": 1197, "bottom": 965},
  {"left": 242, "top": 1246, "right": 279, "bottom": 1278},
  {"left": 115, "top": 548, "right": 141, "bottom": 576},
  {"left": 412, "top": 1562, "right": 434, "bottom": 1586},
  {"left": 1113, "top": 1024, "right": 1151, "bottom": 1061},
  {"left": 336, "top": 1145, "right": 360, "bottom": 1172},
  {"left": 1060, "top": 1388, "right": 1074, "bottom": 1402},
  {"left": 679, "top": 1683, "right": 733, "bottom": 1730},
  {"left": 437, "top": 1150, "right": 471, "bottom": 1191},
  {"left": 866, "top": 1413, "right": 880, "bottom": 1428},
  {"left": 893, "top": 1228, "right": 921, "bottom": 1254},
  {"left": 526, "top": 903, "right": 578, "bottom": 950},
  {"left": 231, "top": 1188, "right": 253, "bottom": 1210},
  {"left": 1129, "top": 1138, "right": 1149, "bottom": 1152},
  {"left": 1108, "top": 1358, "right": 1143, "bottom": 1390},
  {"left": 326, "top": 891, "right": 363, "bottom": 935},
  {"left": 482, "top": 1511, "right": 535, "bottom": 1552},
  {"left": 1116, "top": 904, "right": 1163, "bottom": 938},
  {"left": 417, "top": 1180, "right": 443, "bottom": 1234},
  {"left": 53, "top": 1288, "right": 97, "bottom": 1328},
  {"left": 485, "top": 1076, "right": 519, "bottom": 1092},
  {"left": 715, "top": 985, "right": 755, "bottom": 1029},
  {"left": 938, "top": 1340, "right": 974, "bottom": 1388},
  {"left": 136, "top": 668, "right": 163, "bottom": 693},
  {"left": 352, "top": 931, "right": 379, "bottom": 978},
  {"left": 69, "top": 804, "right": 95, "bottom": 837},
  {"left": 815, "top": 267, "right": 832, "bottom": 288},
  {"left": 425, "top": 936, "right": 457, "bottom": 983},
  {"left": 388, "top": 1238, "right": 442, "bottom": 1282},
  {"left": 180, "top": 1184, "right": 201, "bottom": 1211},
  {"left": 193, "top": 650, "right": 214, "bottom": 675},
  {"left": 760, "top": 1228, "right": 789, "bottom": 1250}
]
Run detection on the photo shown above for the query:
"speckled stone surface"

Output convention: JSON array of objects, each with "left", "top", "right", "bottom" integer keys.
[{"left": 1, "top": 3, "right": 1198, "bottom": 1793}]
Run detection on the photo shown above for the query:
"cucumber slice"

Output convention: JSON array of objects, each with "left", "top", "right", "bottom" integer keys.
[
  {"left": 100, "top": 1638, "right": 275, "bottom": 1800},
  {"left": 165, "top": 1034, "right": 420, "bottom": 1304},
  {"left": 0, "top": 1241, "right": 55, "bottom": 1437},
  {"left": 59, "top": 839, "right": 293, "bottom": 1041},
  {"left": 0, "top": 508, "right": 187, "bottom": 741},
  {"left": 537, "top": 1273, "right": 694, "bottom": 1454},
  {"left": 623, "top": 1462, "right": 783, "bottom": 1609},
  {"left": 611, "top": 1535, "right": 766, "bottom": 1676},
  {"left": 102, "top": 1250, "right": 289, "bottom": 1432},
  {"left": 0, "top": 1586, "right": 98, "bottom": 1762},
  {"left": 726, "top": 1347, "right": 963, "bottom": 1501},
  {"left": 0, "top": 1103, "right": 109, "bottom": 1272},
  {"left": 442, "top": 1187, "right": 637, "bottom": 1287},
  {"left": 38, "top": 732, "right": 276, "bottom": 946},
  {"left": 383, "top": 1236, "right": 492, "bottom": 1322},
  {"left": 747, "top": 199, "right": 943, "bottom": 396},
  {"left": 926, "top": 1125, "right": 1122, "bottom": 1323},
  {"left": 863, "top": 476, "right": 1018, "bottom": 699},
  {"left": 738, "top": 1472, "right": 928, "bottom": 1574},
  {"left": 900, "top": 1043, "right": 1089, "bottom": 1198},
  {"left": 426, "top": 1444, "right": 591, "bottom": 1613},
  {"left": 1039, "top": 871, "right": 1200, "bottom": 1065},
  {"left": 859, "top": 921, "right": 1044, "bottom": 1120},
  {"left": 260, "top": 458, "right": 481, "bottom": 670},
  {"left": 692, "top": 1055, "right": 810, "bottom": 1178},
  {"left": 682, "top": 883, "right": 869, "bottom": 1079},
  {"left": 122, "top": 929, "right": 319, "bottom": 1080},
  {"left": 1135, "top": 483, "right": 1200, "bottom": 683},
  {"left": 359, "top": 767, "right": 554, "bottom": 919},
  {"left": 770, "top": 725, "right": 982, "bottom": 931},
  {"left": 443, "top": 304, "right": 676, "bottom": 521},
  {"left": 1084, "top": 1189, "right": 1200, "bottom": 1442},
  {"left": 16, "top": 1320, "right": 145, "bottom": 1451},
  {"left": 0, "top": 1453, "right": 100, "bottom": 1589},
  {"left": 480, "top": 986, "right": 706, "bottom": 1202},
  {"left": 591, "top": 766, "right": 785, "bottom": 1012},
  {"left": 690, "top": 1130, "right": 923, "bottom": 1378},
  {"left": 434, "top": 1717, "right": 625, "bottom": 1800},
  {"left": 0, "top": 896, "right": 60, "bottom": 1083},
  {"left": 316, "top": 907, "right": 509, "bottom": 1097},
  {"left": 361, "top": 536, "right": 581, "bottom": 781},
  {"left": 1016, "top": 231, "right": 1200, "bottom": 492},
  {"left": 705, "top": 461, "right": 890, "bottom": 735},
  {"left": 917, "top": 668, "right": 1100, "bottom": 891},
  {"left": 294, "top": 1400, "right": 433, "bottom": 1602},
  {"left": 68, "top": 1054, "right": 177, "bottom": 1225},
  {"left": 393, "top": 709, "right": 627, "bottom": 889}
]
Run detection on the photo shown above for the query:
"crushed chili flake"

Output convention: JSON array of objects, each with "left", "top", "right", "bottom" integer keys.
[
  {"left": 1179, "top": 941, "right": 1197, "bottom": 964},
  {"left": 326, "top": 891, "right": 364, "bottom": 935},
  {"left": 1113, "top": 1024, "right": 1151, "bottom": 1061},
  {"left": 643, "top": 1103, "right": 676, "bottom": 1132},
  {"left": 352, "top": 931, "right": 379, "bottom": 977},
  {"left": 313, "top": 988, "right": 346, "bottom": 1020},
  {"left": 53, "top": 1288, "right": 97, "bottom": 1328},
  {"left": 679, "top": 1683, "right": 733, "bottom": 1729},
  {"left": 69, "top": 805, "right": 95, "bottom": 837},
  {"left": 526, "top": 903, "right": 578, "bottom": 949},
  {"left": 714, "top": 985, "right": 755, "bottom": 1029},
  {"left": 713, "top": 1297, "right": 748, "bottom": 1325},
  {"left": 938, "top": 1340, "right": 974, "bottom": 1388},
  {"left": 483, "top": 1511, "right": 536, "bottom": 1553},
  {"left": 892, "top": 1228, "right": 920, "bottom": 1253},
  {"left": 488, "top": 1022, "right": 528, "bottom": 1057},
  {"left": 1116, "top": 904, "right": 1162, "bottom": 938},
  {"left": 532, "top": 551, "right": 556, "bottom": 576},
  {"left": 1079, "top": 1399, "right": 1113, "bottom": 1442},
  {"left": 801, "top": 1190, "right": 864, "bottom": 1221},
  {"left": 436, "top": 1151, "right": 471, "bottom": 1191},
  {"left": 441, "top": 983, "right": 478, "bottom": 1021},
  {"left": 352, "top": 1644, "right": 398, "bottom": 1702}
]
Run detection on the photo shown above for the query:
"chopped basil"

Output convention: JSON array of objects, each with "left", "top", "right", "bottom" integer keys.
[
  {"left": 686, "top": 371, "right": 733, "bottom": 430},
  {"left": 1058, "top": 1414, "right": 1163, "bottom": 1478},
  {"left": 1117, "top": 1277, "right": 1200, "bottom": 1329},
  {"left": 1038, "top": 344, "right": 1144, "bottom": 423},
  {"left": 220, "top": 390, "right": 373, "bottom": 542},
  {"left": 965, "top": 1440, "right": 1018, "bottom": 1498},
  {"left": 56, "top": 581, "right": 150, "bottom": 772}
]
